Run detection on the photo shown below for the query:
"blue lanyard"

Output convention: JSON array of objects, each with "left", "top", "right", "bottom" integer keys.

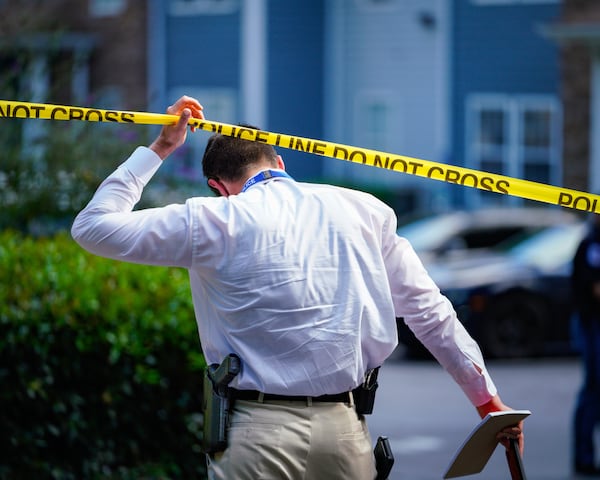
[{"left": 241, "top": 169, "right": 293, "bottom": 192}]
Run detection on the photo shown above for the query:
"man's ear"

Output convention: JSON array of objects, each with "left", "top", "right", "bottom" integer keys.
[
  {"left": 277, "top": 155, "right": 285, "bottom": 170},
  {"left": 207, "top": 178, "right": 230, "bottom": 197}
]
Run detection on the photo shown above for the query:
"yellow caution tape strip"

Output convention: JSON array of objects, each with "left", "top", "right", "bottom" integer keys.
[{"left": 1, "top": 99, "right": 599, "bottom": 213}]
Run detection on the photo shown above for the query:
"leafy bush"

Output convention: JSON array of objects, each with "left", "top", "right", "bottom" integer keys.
[
  {"left": 0, "top": 118, "right": 150, "bottom": 235},
  {"left": 0, "top": 231, "right": 207, "bottom": 479}
]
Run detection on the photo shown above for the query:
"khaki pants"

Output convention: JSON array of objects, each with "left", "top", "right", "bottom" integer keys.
[{"left": 207, "top": 398, "right": 377, "bottom": 480}]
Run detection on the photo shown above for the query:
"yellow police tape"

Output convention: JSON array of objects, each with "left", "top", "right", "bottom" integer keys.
[{"left": 1, "top": 99, "right": 599, "bottom": 213}]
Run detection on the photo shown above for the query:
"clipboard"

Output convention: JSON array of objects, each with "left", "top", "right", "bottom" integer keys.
[{"left": 444, "top": 410, "right": 531, "bottom": 478}]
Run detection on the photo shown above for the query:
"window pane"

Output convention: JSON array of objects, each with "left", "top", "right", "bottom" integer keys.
[
  {"left": 364, "top": 101, "right": 389, "bottom": 149},
  {"left": 481, "top": 159, "right": 504, "bottom": 175},
  {"left": 49, "top": 51, "right": 74, "bottom": 104},
  {"left": 523, "top": 110, "right": 550, "bottom": 148},
  {"left": 522, "top": 146, "right": 550, "bottom": 164},
  {"left": 521, "top": 106, "right": 554, "bottom": 183},
  {"left": 524, "top": 163, "right": 550, "bottom": 184},
  {"left": 476, "top": 107, "right": 506, "bottom": 175},
  {"left": 367, "top": 103, "right": 387, "bottom": 133},
  {"left": 479, "top": 110, "right": 505, "bottom": 146}
]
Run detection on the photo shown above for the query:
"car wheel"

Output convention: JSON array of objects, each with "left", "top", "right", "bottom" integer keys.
[{"left": 480, "top": 292, "right": 547, "bottom": 358}]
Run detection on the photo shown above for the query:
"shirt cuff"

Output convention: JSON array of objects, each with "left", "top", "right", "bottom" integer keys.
[
  {"left": 461, "top": 372, "right": 498, "bottom": 407},
  {"left": 123, "top": 146, "right": 163, "bottom": 185}
]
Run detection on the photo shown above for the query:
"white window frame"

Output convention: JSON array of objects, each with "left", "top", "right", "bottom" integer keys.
[
  {"left": 466, "top": 93, "right": 562, "bottom": 206},
  {"left": 169, "top": 0, "right": 239, "bottom": 16}
]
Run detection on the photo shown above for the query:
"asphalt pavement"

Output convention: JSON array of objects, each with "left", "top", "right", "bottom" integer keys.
[{"left": 368, "top": 349, "right": 593, "bottom": 480}]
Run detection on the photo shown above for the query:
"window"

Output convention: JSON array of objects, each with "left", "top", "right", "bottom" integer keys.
[
  {"left": 345, "top": 91, "right": 402, "bottom": 186},
  {"left": 0, "top": 46, "right": 90, "bottom": 156},
  {"left": 89, "top": 0, "right": 126, "bottom": 17},
  {"left": 364, "top": 102, "right": 389, "bottom": 149},
  {"left": 354, "top": 92, "right": 395, "bottom": 151},
  {"left": 466, "top": 94, "right": 561, "bottom": 206},
  {"left": 165, "top": 87, "right": 237, "bottom": 182},
  {"left": 471, "top": 0, "right": 558, "bottom": 5},
  {"left": 477, "top": 108, "right": 505, "bottom": 175},
  {"left": 170, "top": 0, "right": 239, "bottom": 16},
  {"left": 522, "top": 108, "right": 554, "bottom": 183}
]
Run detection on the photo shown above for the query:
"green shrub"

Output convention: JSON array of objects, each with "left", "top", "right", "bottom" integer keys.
[
  {"left": 0, "top": 231, "right": 207, "bottom": 479},
  {"left": 0, "top": 118, "right": 149, "bottom": 235}
]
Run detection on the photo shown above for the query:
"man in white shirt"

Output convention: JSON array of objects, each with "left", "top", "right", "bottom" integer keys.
[{"left": 72, "top": 96, "right": 523, "bottom": 479}]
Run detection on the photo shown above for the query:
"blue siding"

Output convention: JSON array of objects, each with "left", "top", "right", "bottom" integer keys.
[
  {"left": 267, "top": 0, "right": 325, "bottom": 181},
  {"left": 450, "top": 0, "right": 560, "bottom": 206},
  {"left": 454, "top": 2, "right": 560, "bottom": 94},
  {"left": 166, "top": 13, "right": 240, "bottom": 89}
]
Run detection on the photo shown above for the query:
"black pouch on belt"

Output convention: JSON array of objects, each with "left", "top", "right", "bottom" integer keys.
[
  {"left": 352, "top": 366, "right": 380, "bottom": 415},
  {"left": 374, "top": 435, "right": 395, "bottom": 479}
]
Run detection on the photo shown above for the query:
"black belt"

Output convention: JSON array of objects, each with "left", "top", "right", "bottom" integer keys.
[{"left": 231, "top": 389, "right": 351, "bottom": 403}]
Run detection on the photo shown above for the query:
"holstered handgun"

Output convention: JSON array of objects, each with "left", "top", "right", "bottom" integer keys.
[
  {"left": 353, "top": 367, "right": 380, "bottom": 415},
  {"left": 201, "top": 354, "right": 241, "bottom": 454}
]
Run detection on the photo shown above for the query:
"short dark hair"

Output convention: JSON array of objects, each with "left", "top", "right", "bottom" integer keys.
[{"left": 202, "top": 124, "right": 279, "bottom": 182}]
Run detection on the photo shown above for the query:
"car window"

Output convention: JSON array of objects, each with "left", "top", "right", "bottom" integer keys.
[
  {"left": 459, "top": 226, "right": 525, "bottom": 250},
  {"left": 397, "top": 215, "right": 465, "bottom": 252},
  {"left": 398, "top": 209, "right": 580, "bottom": 257},
  {"left": 509, "top": 224, "right": 586, "bottom": 272}
]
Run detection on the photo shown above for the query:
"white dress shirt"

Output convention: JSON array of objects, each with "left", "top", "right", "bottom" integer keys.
[{"left": 72, "top": 146, "right": 497, "bottom": 405}]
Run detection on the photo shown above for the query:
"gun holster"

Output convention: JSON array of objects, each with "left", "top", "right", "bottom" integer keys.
[
  {"left": 354, "top": 369, "right": 394, "bottom": 477},
  {"left": 352, "top": 366, "right": 380, "bottom": 415},
  {"left": 201, "top": 354, "right": 241, "bottom": 454}
]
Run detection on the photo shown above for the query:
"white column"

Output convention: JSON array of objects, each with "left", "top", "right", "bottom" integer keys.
[{"left": 241, "top": 0, "right": 266, "bottom": 127}]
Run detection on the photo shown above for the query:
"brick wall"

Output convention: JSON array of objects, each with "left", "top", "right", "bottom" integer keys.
[
  {"left": 560, "top": 0, "right": 600, "bottom": 191},
  {"left": 0, "top": 0, "right": 147, "bottom": 109}
]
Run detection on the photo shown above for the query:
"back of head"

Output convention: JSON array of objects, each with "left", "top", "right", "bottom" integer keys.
[{"left": 202, "top": 125, "right": 279, "bottom": 182}]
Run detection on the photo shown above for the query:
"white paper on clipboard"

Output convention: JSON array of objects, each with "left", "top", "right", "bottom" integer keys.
[{"left": 444, "top": 410, "right": 531, "bottom": 478}]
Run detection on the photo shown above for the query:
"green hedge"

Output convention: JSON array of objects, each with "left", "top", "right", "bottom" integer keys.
[{"left": 0, "top": 231, "right": 207, "bottom": 479}]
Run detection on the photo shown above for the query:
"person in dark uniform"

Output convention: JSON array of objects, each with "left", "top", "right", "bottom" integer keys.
[{"left": 571, "top": 214, "right": 600, "bottom": 476}]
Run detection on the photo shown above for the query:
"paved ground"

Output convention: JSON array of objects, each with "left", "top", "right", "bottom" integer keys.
[{"left": 368, "top": 351, "right": 596, "bottom": 479}]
